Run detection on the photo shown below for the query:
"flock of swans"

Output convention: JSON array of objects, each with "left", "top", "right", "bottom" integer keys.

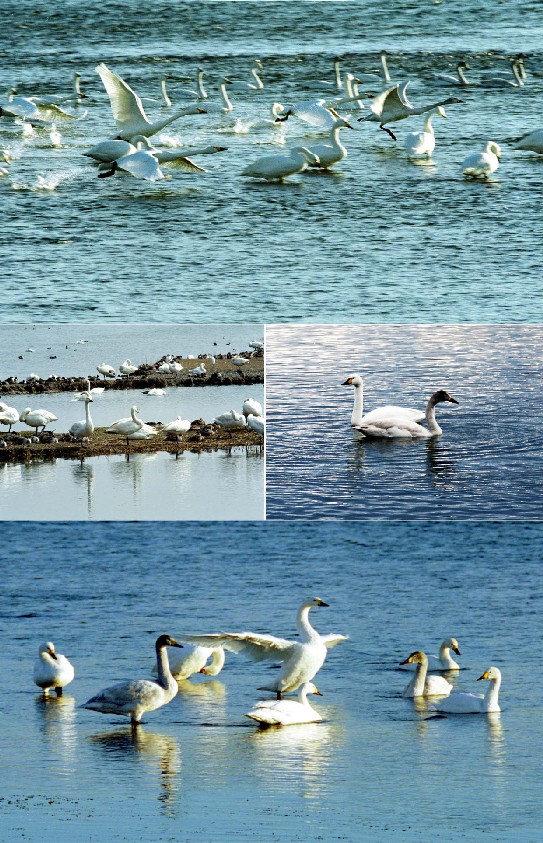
[
  {"left": 1, "top": 51, "right": 542, "bottom": 188},
  {"left": 33, "top": 600, "right": 502, "bottom": 731}
]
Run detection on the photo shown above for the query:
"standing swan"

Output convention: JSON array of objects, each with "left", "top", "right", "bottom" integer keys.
[
  {"left": 20, "top": 407, "right": 58, "bottom": 433},
  {"left": 342, "top": 374, "right": 424, "bottom": 428},
  {"left": 246, "top": 682, "right": 323, "bottom": 726},
  {"left": 69, "top": 393, "right": 94, "bottom": 441},
  {"left": 358, "top": 81, "right": 462, "bottom": 140},
  {"left": 81, "top": 634, "right": 183, "bottom": 730},
  {"left": 399, "top": 638, "right": 462, "bottom": 671},
  {"left": 405, "top": 106, "right": 447, "bottom": 159},
  {"left": 353, "top": 390, "right": 459, "bottom": 439},
  {"left": 178, "top": 597, "right": 347, "bottom": 699},
  {"left": 304, "top": 117, "right": 352, "bottom": 170},
  {"left": 462, "top": 141, "right": 501, "bottom": 178},
  {"left": 33, "top": 642, "right": 75, "bottom": 696},
  {"left": 400, "top": 651, "right": 453, "bottom": 698},
  {"left": 436, "top": 667, "right": 502, "bottom": 714}
]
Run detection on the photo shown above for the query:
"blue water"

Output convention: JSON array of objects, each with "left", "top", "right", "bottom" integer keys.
[
  {"left": 1, "top": 1, "right": 542, "bottom": 323},
  {"left": 266, "top": 324, "right": 543, "bottom": 519},
  {"left": 1, "top": 520, "right": 542, "bottom": 841}
]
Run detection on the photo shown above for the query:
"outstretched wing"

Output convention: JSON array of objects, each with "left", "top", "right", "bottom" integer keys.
[
  {"left": 96, "top": 63, "right": 150, "bottom": 135},
  {"left": 156, "top": 153, "right": 207, "bottom": 173},
  {"left": 321, "top": 633, "right": 349, "bottom": 649},
  {"left": 179, "top": 632, "right": 294, "bottom": 662}
]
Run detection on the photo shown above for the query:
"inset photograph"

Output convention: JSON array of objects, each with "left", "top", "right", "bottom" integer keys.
[
  {"left": 265, "top": 324, "right": 542, "bottom": 520},
  {"left": 0, "top": 324, "right": 264, "bottom": 520}
]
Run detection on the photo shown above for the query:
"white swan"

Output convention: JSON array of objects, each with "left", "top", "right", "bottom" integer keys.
[
  {"left": 26, "top": 72, "right": 86, "bottom": 107},
  {"left": 226, "top": 65, "right": 264, "bottom": 92},
  {"left": 342, "top": 374, "right": 424, "bottom": 428},
  {"left": 214, "top": 410, "right": 247, "bottom": 431},
  {"left": 164, "top": 645, "right": 226, "bottom": 680},
  {"left": 478, "top": 59, "right": 524, "bottom": 88},
  {"left": 97, "top": 362, "right": 116, "bottom": 378},
  {"left": 179, "top": 597, "right": 347, "bottom": 699},
  {"left": 353, "top": 389, "right": 459, "bottom": 439},
  {"left": 232, "top": 356, "right": 249, "bottom": 366},
  {"left": 168, "top": 361, "right": 183, "bottom": 373},
  {"left": 142, "top": 387, "right": 165, "bottom": 396},
  {"left": 97, "top": 139, "right": 207, "bottom": 181},
  {"left": 84, "top": 138, "right": 138, "bottom": 162},
  {"left": 95, "top": 63, "right": 206, "bottom": 140},
  {"left": 197, "top": 79, "right": 234, "bottom": 114},
  {"left": 434, "top": 61, "right": 477, "bottom": 87},
  {"left": 436, "top": 667, "right": 501, "bottom": 714},
  {"left": 358, "top": 81, "right": 462, "bottom": 140},
  {"left": 247, "top": 415, "right": 265, "bottom": 436},
  {"left": 33, "top": 641, "right": 75, "bottom": 696},
  {"left": 513, "top": 128, "right": 543, "bottom": 154},
  {"left": 119, "top": 359, "right": 138, "bottom": 375},
  {"left": 189, "top": 363, "right": 206, "bottom": 376},
  {"left": 69, "top": 393, "right": 94, "bottom": 441},
  {"left": 82, "top": 634, "right": 183, "bottom": 730},
  {"left": 242, "top": 146, "right": 320, "bottom": 181},
  {"left": 462, "top": 141, "right": 501, "bottom": 178},
  {"left": 74, "top": 379, "right": 105, "bottom": 399},
  {"left": 0, "top": 92, "right": 81, "bottom": 123},
  {"left": 158, "top": 361, "right": 172, "bottom": 373},
  {"left": 164, "top": 416, "right": 191, "bottom": 435},
  {"left": 20, "top": 407, "right": 58, "bottom": 432},
  {"left": 246, "top": 682, "right": 323, "bottom": 726},
  {"left": 304, "top": 117, "right": 352, "bottom": 169},
  {"left": 399, "top": 638, "right": 462, "bottom": 672},
  {"left": 405, "top": 106, "right": 446, "bottom": 158},
  {"left": 400, "top": 651, "right": 453, "bottom": 697},
  {"left": 107, "top": 405, "right": 156, "bottom": 439},
  {"left": 0, "top": 404, "right": 19, "bottom": 431},
  {"left": 242, "top": 398, "right": 263, "bottom": 418}
]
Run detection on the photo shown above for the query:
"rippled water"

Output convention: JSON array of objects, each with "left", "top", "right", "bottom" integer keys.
[
  {"left": 1, "top": 521, "right": 542, "bottom": 841},
  {"left": 2, "top": 1, "right": 542, "bottom": 323},
  {"left": 266, "top": 324, "right": 542, "bottom": 519}
]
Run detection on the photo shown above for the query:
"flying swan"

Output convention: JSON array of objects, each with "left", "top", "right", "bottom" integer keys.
[{"left": 358, "top": 81, "right": 462, "bottom": 140}]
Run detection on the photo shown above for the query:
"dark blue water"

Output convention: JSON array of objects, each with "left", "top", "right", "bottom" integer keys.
[{"left": 1, "top": 521, "right": 542, "bottom": 841}]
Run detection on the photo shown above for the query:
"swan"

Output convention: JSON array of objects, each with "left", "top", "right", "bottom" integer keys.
[
  {"left": 247, "top": 415, "right": 265, "bottom": 436},
  {"left": 0, "top": 92, "right": 81, "bottom": 123},
  {"left": 142, "top": 387, "right": 165, "bottom": 396},
  {"left": 169, "top": 361, "right": 183, "bottom": 373},
  {"left": 0, "top": 404, "right": 19, "bottom": 431},
  {"left": 242, "top": 398, "right": 263, "bottom": 418},
  {"left": 97, "top": 139, "right": 207, "bottom": 181},
  {"left": 69, "top": 392, "right": 94, "bottom": 441},
  {"left": 95, "top": 63, "right": 206, "bottom": 140},
  {"left": 279, "top": 90, "right": 371, "bottom": 130},
  {"left": 178, "top": 597, "right": 347, "bottom": 699},
  {"left": 197, "top": 79, "right": 234, "bottom": 114},
  {"left": 405, "top": 106, "right": 446, "bottom": 158},
  {"left": 107, "top": 405, "right": 156, "bottom": 440},
  {"left": 158, "top": 361, "right": 172, "bottom": 373},
  {"left": 33, "top": 641, "right": 75, "bottom": 696},
  {"left": 342, "top": 374, "right": 424, "bottom": 428},
  {"left": 246, "top": 682, "right": 323, "bottom": 726},
  {"left": 400, "top": 651, "right": 453, "bottom": 698},
  {"left": 234, "top": 102, "right": 286, "bottom": 132},
  {"left": 97, "top": 362, "right": 116, "bottom": 378},
  {"left": 74, "top": 379, "right": 105, "bottom": 399},
  {"left": 434, "top": 61, "right": 477, "bottom": 87},
  {"left": 512, "top": 128, "right": 543, "bottom": 154},
  {"left": 242, "top": 146, "right": 320, "bottom": 181},
  {"left": 353, "top": 389, "right": 458, "bottom": 439},
  {"left": 163, "top": 645, "right": 226, "bottom": 680},
  {"left": 119, "top": 359, "right": 138, "bottom": 375},
  {"left": 303, "top": 117, "right": 352, "bottom": 169},
  {"left": 478, "top": 58, "right": 524, "bottom": 88},
  {"left": 462, "top": 141, "right": 501, "bottom": 178},
  {"left": 358, "top": 81, "right": 462, "bottom": 140},
  {"left": 20, "top": 407, "right": 58, "bottom": 432},
  {"left": 163, "top": 416, "right": 191, "bottom": 435},
  {"left": 189, "top": 363, "right": 206, "bottom": 376},
  {"left": 214, "top": 409, "right": 247, "bottom": 431},
  {"left": 84, "top": 138, "right": 138, "bottom": 162},
  {"left": 26, "top": 72, "right": 87, "bottom": 107},
  {"left": 226, "top": 65, "right": 264, "bottom": 92},
  {"left": 436, "top": 667, "right": 501, "bottom": 714},
  {"left": 399, "top": 639, "right": 462, "bottom": 672},
  {"left": 81, "top": 634, "right": 183, "bottom": 730},
  {"left": 232, "top": 356, "right": 249, "bottom": 366}
]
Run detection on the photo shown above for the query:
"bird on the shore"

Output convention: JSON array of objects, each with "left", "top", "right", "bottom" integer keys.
[
  {"left": 107, "top": 405, "right": 156, "bottom": 441},
  {"left": 399, "top": 638, "right": 462, "bottom": 672},
  {"left": 462, "top": 141, "right": 501, "bottom": 178},
  {"left": 214, "top": 409, "right": 247, "bottom": 431},
  {"left": 81, "top": 634, "right": 183, "bottom": 730},
  {"left": 19, "top": 407, "right": 58, "bottom": 433},
  {"left": 435, "top": 667, "right": 502, "bottom": 714},
  {"left": 120, "top": 359, "right": 138, "bottom": 375},
  {"left": 189, "top": 363, "right": 207, "bottom": 376},
  {"left": 0, "top": 404, "right": 20, "bottom": 432},
  {"left": 232, "top": 356, "right": 249, "bottom": 366},
  {"left": 33, "top": 641, "right": 75, "bottom": 696},
  {"left": 163, "top": 416, "right": 191, "bottom": 435},
  {"left": 400, "top": 651, "right": 453, "bottom": 697},
  {"left": 242, "top": 398, "right": 263, "bottom": 418},
  {"left": 247, "top": 415, "right": 265, "bottom": 436},
  {"left": 246, "top": 682, "right": 323, "bottom": 726},
  {"left": 69, "top": 392, "right": 94, "bottom": 441},
  {"left": 97, "top": 362, "right": 116, "bottom": 379}
]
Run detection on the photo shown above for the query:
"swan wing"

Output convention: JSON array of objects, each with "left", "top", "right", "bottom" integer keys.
[
  {"left": 357, "top": 418, "right": 426, "bottom": 438},
  {"left": 156, "top": 152, "right": 207, "bottom": 172},
  {"left": 360, "top": 406, "right": 424, "bottom": 425},
  {"left": 321, "top": 633, "right": 348, "bottom": 649},
  {"left": 179, "top": 632, "right": 294, "bottom": 661},
  {"left": 437, "top": 691, "right": 484, "bottom": 714},
  {"left": 83, "top": 678, "right": 161, "bottom": 710},
  {"left": 117, "top": 151, "right": 163, "bottom": 180},
  {"left": 290, "top": 100, "right": 336, "bottom": 129},
  {"left": 96, "top": 63, "right": 150, "bottom": 135}
]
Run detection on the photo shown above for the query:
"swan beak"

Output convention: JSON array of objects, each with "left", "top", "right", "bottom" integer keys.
[
  {"left": 477, "top": 670, "right": 490, "bottom": 681},
  {"left": 49, "top": 651, "right": 58, "bottom": 660},
  {"left": 448, "top": 397, "right": 459, "bottom": 404},
  {"left": 399, "top": 657, "right": 411, "bottom": 666},
  {"left": 453, "top": 646, "right": 461, "bottom": 655},
  {"left": 342, "top": 377, "right": 354, "bottom": 385},
  {"left": 314, "top": 688, "right": 323, "bottom": 696},
  {"left": 343, "top": 121, "right": 353, "bottom": 129},
  {"left": 316, "top": 599, "right": 329, "bottom": 607},
  {"left": 199, "top": 667, "right": 208, "bottom": 674}
]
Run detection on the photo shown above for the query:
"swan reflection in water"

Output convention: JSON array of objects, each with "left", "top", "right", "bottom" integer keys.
[
  {"left": 35, "top": 693, "right": 78, "bottom": 766},
  {"left": 88, "top": 729, "right": 182, "bottom": 815}
]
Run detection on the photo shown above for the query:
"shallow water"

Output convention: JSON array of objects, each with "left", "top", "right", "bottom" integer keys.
[
  {"left": 1, "top": 1, "right": 542, "bottom": 324},
  {"left": 265, "top": 324, "right": 543, "bottom": 519},
  {"left": 1, "top": 521, "right": 542, "bottom": 841}
]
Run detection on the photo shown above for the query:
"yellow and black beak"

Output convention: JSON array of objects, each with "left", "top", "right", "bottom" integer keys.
[
  {"left": 342, "top": 377, "right": 354, "bottom": 385},
  {"left": 477, "top": 670, "right": 490, "bottom": 681}
]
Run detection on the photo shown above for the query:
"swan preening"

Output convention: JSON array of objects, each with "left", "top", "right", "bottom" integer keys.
[
  {"left": 358, "top": 81, "right": 462, "bottom": 140},
  {"left": 178, "top": 597, "right": 347, "bottom": 699},
  {"left": 462, "top": 141, "right": 501, "bottom": 178},
  {"left": 164, "top": 644, "right": 226, "bottom": 680},
  {"left": 400, "top": 651, "right": 453, "bottom": 698},
  {"left": 246, "top": 682, "right": 323, "bottom": 726},
  {"left": 405, "top": 106, "right": 446, "bottom": 159},
  {"left": 19, "top": 407, "right": 58, "bottom": 432},
  {"left": 436, "top": 667, "right": 502, "bottom": 714},
  {"left": 82, "top": 635, "right": 182, "bottom": 730},
  {"left": 399, "top": 638, "right": 462, "bottom": 672},
  {"left": 242, "top": 146, "right": 320, "bottom": 181},
  {"left": 33, "top": 642, "right": 75, "bottom": 696}
]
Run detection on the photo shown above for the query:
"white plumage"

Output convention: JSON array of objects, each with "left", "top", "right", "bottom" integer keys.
[
  {"left": 246, "top": 682, "right": 323, "bottom": 726},
  {"left": 399, "top": 638, "right": 462, "bottom": 672},
  {"left": 400, "top": 651, "right": 453, "bottom": 697},
  {"left": 33, "top": 641, "right": 75, "bottom": 696},
  {"left": 462, "top": 141, "right": 501, "bottom": 178},
  {"left": 436, "top": 667, "right": 502, "bottom": 714}
]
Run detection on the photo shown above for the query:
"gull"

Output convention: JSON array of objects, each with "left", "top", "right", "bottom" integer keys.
[{"left": 358, "top": 81, "right": 462, "bottom": 140}]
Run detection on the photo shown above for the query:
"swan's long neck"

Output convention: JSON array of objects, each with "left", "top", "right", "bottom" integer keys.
[
  {"left": 73, "top": 73, "right": 82, "bottom": 97},
  {"left": 296, "top": 605, "right": 318, "bottom": 641},
  {"left": 334, "top": 59, "right": 342, "bottom": 91},
  {"left": 251, "top": 67, "right": 264, "bottom": 89},
  {"left": 161, "top": 77, "right": 172, "bottom": 107},
  {"left": 484, "top": 675, "right": 501, "bottom": 711},
  {"left": 207, "top": 647, "right": 225, "bottom": 675},
  {"left": 197, "top": 69, "right": 207, "bottom": 99},
  {"left": 351, "top": 382, "right": 364, "bottom": 426},
  {"left": 511, "top": 61, "right": 523, "bottom": 86},
  {"left": 130, "top": 407, "right": 143, "bottom": 428},
  {"left": 457, "top": 65, "right": 469, "bottom": 85},
  {"left": 425, "top": 397, "right": 442, "bottom": 435},
  {"left": 297, "top": 684, "right": 310, "bottom": 705},
  {"left": 330, "top": 125, "right": 344, "bottom": 150},
  {"left": 84, "top": 399, "right": 93, "bottom": 427},
  {"left": 412, "top": 656, "right": 428, "bottom": 696},
  {"left": 414, "top": 97, "right": 459, "bottom": 117},
  {"left": 423, "top": 111, "right": 437, "bottom": 134},
  {"left": 220, "top": 83, "right": 233, "bottom": 111},
  {"left": 381, "top": 52, "right": 391, "bottom": 83},
  {"left": 156, "top": 643, "right": 176, "bottom": 692}
]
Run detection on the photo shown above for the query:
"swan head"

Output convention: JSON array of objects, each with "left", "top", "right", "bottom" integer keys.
[
  {"left": 457, "top": 61, "right": 470, "bottom": 71},
  {"left": 429, "top": 390, "right": 459, "bottom": 406},
  {"left": 477, "top": 666, "right": 501, "bottom": 682},
  {"left": 485, "top": 141, "right": 501, "bottom": 159},
  {"left": 304, "top": 597, "right": 329, "bottom": 609},
  {"left": 435, "top": 105, "right": 447, "bottom": 119},
  {"left": 445, "top": 637, "right": 461, "bottom": 655},
  {"left": 155, "top": 634, "right": 183, "bottom": 650},
  {"left": 400, "top": 650, "right": 428, "bottom": 667},
  {"left": 39, "top": 642, "right": 57, "bottom": 659},
  {"left": 303, "top": 682, "right": 323, "bottom": 696},
  {"left": 342, "top": 374, "right": 363, "bottom": 387}
]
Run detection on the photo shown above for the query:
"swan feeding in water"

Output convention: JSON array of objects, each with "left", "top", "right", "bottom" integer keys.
[
  {"left": 178, "top": 597, "right": 347, "bottom": 699},
  {"left": 405, "top": 106, "right": 446, "bottom": 159},
  {"left": 436, "top": 667, "right": 502, "bottom": 714},
  {"left": 69, "top": 392, "right": 94, "bottom": 441},
  {"left": 246, "top": 682, "right": 323, "bottom": 726},
  {"left": 462, "top": 141, "right": 501, "bottom": 178},
  {"left": 352, "top": 389, "right": 459, "bottom": 439},
  {"left": 400, "top": 651, "right": 453, "bottom": 698},
  {"left": 358, "top": 81, "right": 462, "bottom": 140},
  {"left": 82, "top": 634, "right": 183, "bottom": 730},
  {"left": 33, "top": 641, "right": 75, "bottom": 696},
  {"left": 399, "top": 638, "right": 462, "bottom": 672},
  {"left": 342, "top": 374, "right": 424, "bottom": 428},
  {"left": 242, "top": 146, "right": 320, "bottom": 181}
]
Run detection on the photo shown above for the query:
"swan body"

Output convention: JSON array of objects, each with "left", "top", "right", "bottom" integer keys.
[
  {"left": 232, "top": 356, "right": 249, "bottom": 366},
  {"left": 462, "top": 141, "right": 500, "bottom": 178},
  {"left": 353, "top": 389, "right": 458, "bottom": 439},
  {"left": 82, "top": 634, "right": 182, "bottom": 729},
  {"left": 97, "top": 362, "right": 116, "bottom": 378},
  {"left": 400, "top": 651, "right": 453, "bottom": 698},
  {"left": 242, "top": 146, "right": 319, "bottom": 181},
  {"left": 33, "top": 641, "right": 74, "bottom": 695},
  {"left": 247, "top": 415, "right": 265, "bottom": 436},
  {"left": 74, "top": 379, "right": 105, "bottom": 399},
  {"left": 242, "top": 398, "right": 263, "bottom": 418},
  {"left": 107, "top": 405, "right": 156, "bottom": 438},
  {"left": 95, "top": 63, "right": 205, "bottom": 140},
  {"left": 198, "top": 80, "right": 233, "bottom": 114},
  {"left": 20, "top": 407, "right": 58, "bottom": 432},
  {"left": 359, "top": 81, "right": 462, "bottom": 140},
  {"left": 84, "top": 139, "right": 137, "bottom": 162},
  {"left": 436, "top": 667, "right": 501, "bottom": 714},
  {"left": 164, "top": 416, "right": 191, "bottom": 434},
  {"left": 342, "top": 374, "right": 424, "bottom": 427},
  {"left": 478, "top": 59, "right": 524, "bottom": 88},
  {"left": 227, "top": 66, "right": 264, "bottom": 92},
  {"left": 214, "top": 410, "right": 247, "bottom": 431},
  {"left": 304, "top": 118, "right": 352, "bottom": 169},
  {"left": 513, "top": 128, "right": 543, "bottom": 154},
  {"left": 179, "top": 597, "right": 347, "bottom": 698},
  {"left": 69, "top": 393, "right": 94, "bottom": 441},
  {"left": 98, "top": 140, "right": 206, "bottom": 181},
  {"left": 189, "top": 363, "right": 206, "bottom": 376},
  {"left": 0, "top": 405, "right": 19, "bottom": 431},
  {"left": 165, "top": 645, "right": 226, "bottom": 680},
  {"left": 246, "top": 682, "right": 323, "bottom": 726},
  {"left": 435, "top": 62, "right": 476, "bottom": 87},
  {"left": 0, "top": 93, "right": 80, "bottom": 123},
  {"left": 143, "top": 387, "right": 165, "bottom": 396},
  {"left": 120, "top": 359, "right": 138, "bottom": 375},
  {"left": 405, "top": 106, "right": 446, "bottom": 158},
  {"left": 399, "top": 638, "right": 461, "bottom": 672}
]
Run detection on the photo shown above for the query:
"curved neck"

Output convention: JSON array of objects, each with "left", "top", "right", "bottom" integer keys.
[
  {"left": 297, "top": 685, "right": 310, "bottom": 705},
  {"left": 457, "top": 65, "right": 469, "bottom": 85},
  {"left": 251, "top": 68, "right": 263, "bottom": 88},
  {"left": 197, "top": 70, "right": 207, "bottom": 99},
  {"left": 351, "top": 382, "right": 364, "bottom": 426},
  {"left": 84, "top": 400, "right": 93, "bottom": 424},
  {"left": 484, "top": 675, "right": 501, "bottom": 710},
  {"left": 130, "top": 407, "right": 142, "bottom": 425},
  {"left": 296, "top": 604, "right": 317, "bottom": 640},
  {"left": 161, "top": 78, "right": 172, "bottom": 107},
  {"left": 425, "top": 398, "right": 442, "bottom": 435},
  {"left": 423, "top": 112, "right": 436, "bottom": 133},
  {"left": 207, "top": 647, "right": 225, "bottom": 675},
  {"left": 220, "top": 84, "right": 233, "bottom": 110},
  {"left": 155, "top": 643, "right": 174, "bottom": 690},
  {"left": 412, "top": 658, "right": 428, "bottom": 696}
]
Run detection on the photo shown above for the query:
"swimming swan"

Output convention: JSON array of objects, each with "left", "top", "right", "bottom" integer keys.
[
  {"left": 405, "top": 106, "right": 446, "bottom": 158},
  {"left": 242, "top": 146, "right": 320, "bottom": 181},
  {"left": 342, "top": 374, "right": 425, "bottom": 428},
  {"left": 353, "top": 390, "right": 459, "bottom": 439},
  {"left": 512, "top": 128, "right": 543, "bottom": 154},
  {"left": 462, "top": 141, "right": 501, "bottom": 178},
  {"left": 97, "top": 139, "right": 207, "bottom": 181},
  {"left": 358, "top": 81, "right": 462, "bottom": 140},
  {"left": 304, "top": 117, "right": 352, "bottom": 169},
  {"left": 178, "top": 597, "right": 348, "bottom": 699},
  {"left": 400, "top": 651, "right": 453, "bottom": 698},
  {"left": 69, "top": 392, "right": 94, "bottom": 441},
  {"left": 246, "top": 682, "right": 323, "bottom": 726},
  {"left": 434, "top": 61, "right": 477, "bottom": 87},
  {"left": 33, "top": 641, "right": 75, "bottom": 696},
  {"left": 436, "top": 667, "right": 501, "bottom": 713},
  {"left": 82, "top": 634, "right": 183, "bottom": 730},
  {"left": 399, "top": 638, "right": 462, "bottom": 672}
]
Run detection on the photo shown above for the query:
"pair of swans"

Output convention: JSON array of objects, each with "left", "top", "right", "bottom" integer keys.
[
  {"left": 462, "top": 141, "right": 501, "bottom": 178},
  {"left": 107, "top": 405, "right": 157, "bottom": 442},
  {"left": 401, "top": 651, "right": 502, "bottom": 713},
  {"left": 33, "top": 641, "right": 75, "bottom": 696},
  {"left": 358, "top": 80, "right": 462, "bottom": 140},
  {"left": 405, "top": 106, "right": 446, "bottom": 159},
  {"left": 82, "top": 635, "right": 182, "bottom": 730},
  {"left": 242, "top": 146, "right": 320, "bottom": 181},
  {"left": 342, "top": 374, "right": 458, "bottom": 439},
  {"left": 178, "top": 597, "right": 347, "bottom": 699}
]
